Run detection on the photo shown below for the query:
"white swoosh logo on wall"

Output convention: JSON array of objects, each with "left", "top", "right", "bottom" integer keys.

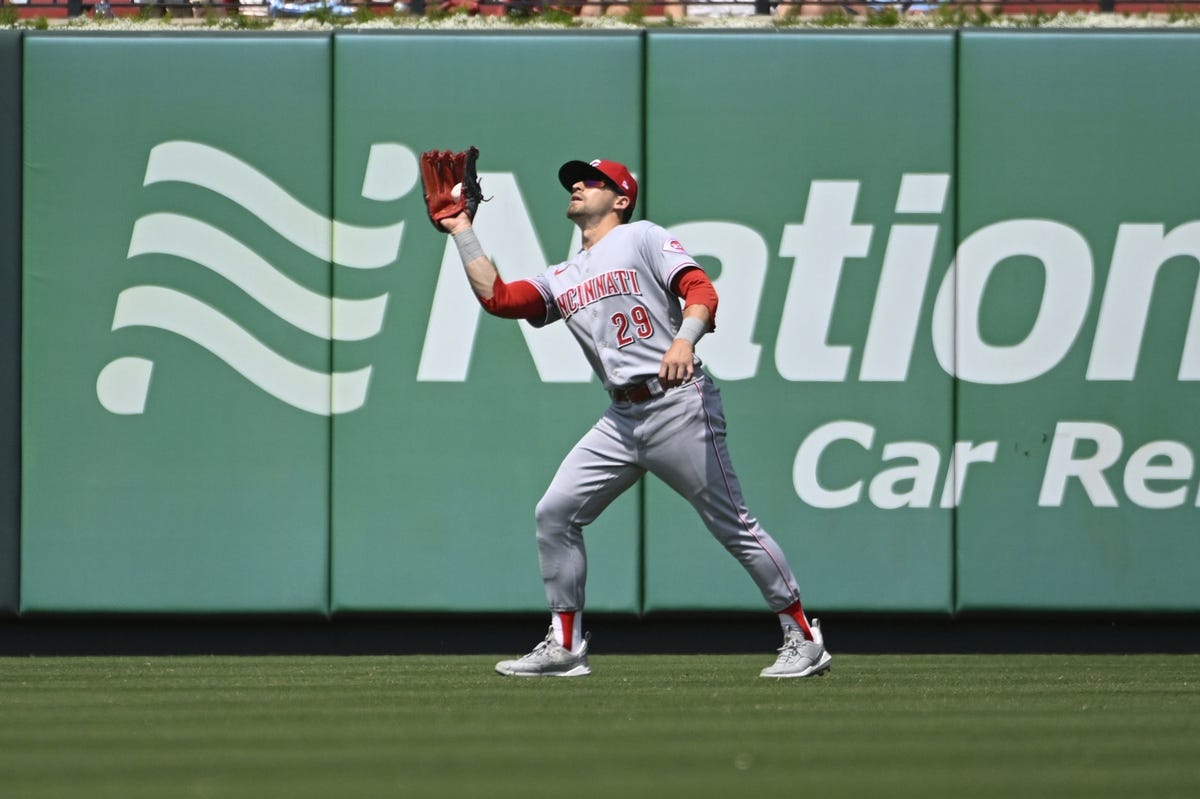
[
  {"left": 97, "top": 140, "right": 418, "bottom": 416},
  {"left": 143, "top": 140, "right": 407, "bottom": 269},
  {"left": 103, "top": 287, "right": 372, "bottom": 416},
  {"left": 127, "top": 214, "right": 388, "bottom": 341}
]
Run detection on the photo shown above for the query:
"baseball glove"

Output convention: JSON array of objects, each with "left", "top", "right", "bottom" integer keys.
[{"left": 419, "top": 146, "right": 485, "bottom": 231}]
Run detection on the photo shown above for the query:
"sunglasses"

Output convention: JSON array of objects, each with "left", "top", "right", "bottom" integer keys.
[{"left": 580, "top": 179, "right": 612, "bottom": 190}]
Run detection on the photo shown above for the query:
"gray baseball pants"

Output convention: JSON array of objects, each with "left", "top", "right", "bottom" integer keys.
[{"left": 534, "top": 374, "right": 803, "bottom": 614}]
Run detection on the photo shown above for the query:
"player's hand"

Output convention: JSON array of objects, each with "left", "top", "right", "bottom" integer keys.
[
  {"left": 659, "top": 339, "right": 695, "bottom": 388},
  {"left": 440, "top": 211, "right": 471, "bottom": 235}
]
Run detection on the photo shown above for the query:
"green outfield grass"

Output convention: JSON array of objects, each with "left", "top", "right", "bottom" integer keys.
[{"left": 2, "top": 654, "right": 1198, "bottom": 798}]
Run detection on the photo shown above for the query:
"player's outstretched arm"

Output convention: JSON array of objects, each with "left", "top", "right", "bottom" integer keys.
[
  {"left": 439, "top": 213, "right": 500, "bottom": 300},
  {"left": 420, "top": 146, "right": 500, "bottom": 301},
  {"left": 440, "top": 213, "right": 545, "bottom": 321}
]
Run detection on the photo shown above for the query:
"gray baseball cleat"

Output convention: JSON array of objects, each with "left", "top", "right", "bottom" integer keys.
[
  {"left": 760, "top": 618, "right": 832, "bottom": 679},
  {"left": 495, "top": 627, "right": 592, "bottom": 677}
]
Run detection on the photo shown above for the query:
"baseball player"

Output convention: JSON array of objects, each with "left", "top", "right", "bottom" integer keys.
[{"left": 420, "top": 148, "right": 831, "bottom": 679}]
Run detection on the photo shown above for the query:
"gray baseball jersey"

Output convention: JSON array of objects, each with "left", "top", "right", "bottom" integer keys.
[
  {"left": 525, "top": 220, "right": 701, "bottom": 390},
  {"left": 517, "top": 220, "right": 805, "bottom": 616}
]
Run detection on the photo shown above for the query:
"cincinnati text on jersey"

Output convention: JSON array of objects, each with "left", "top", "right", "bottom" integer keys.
[{"left": 555, "top": 269, "right": 643, "bottom": 320}]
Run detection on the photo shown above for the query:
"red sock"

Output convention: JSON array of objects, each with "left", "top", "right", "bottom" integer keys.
[
  {"left": 556, "top": 611, "right": 576, "bottom": 652},
  {"left": 779, "top": 601, "right": 813, "bottom": 640}
]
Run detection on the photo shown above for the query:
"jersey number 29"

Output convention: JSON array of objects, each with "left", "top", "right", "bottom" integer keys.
[{"left": 612, "top": 306, "right": 654, "bottom": 348}]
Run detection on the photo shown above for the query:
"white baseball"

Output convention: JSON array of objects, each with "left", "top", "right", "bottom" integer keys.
[{"left": 451, "top": 183, "right": 462, "bottom": 200}]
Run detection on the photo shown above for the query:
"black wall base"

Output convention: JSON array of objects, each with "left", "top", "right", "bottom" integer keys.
[{"left": 1, "top": 613, "right": 1197, "bottom": 657}]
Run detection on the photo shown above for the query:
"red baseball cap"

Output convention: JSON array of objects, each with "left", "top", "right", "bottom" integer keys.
[{"left": 558, "top": 158, "right": 638, "bottom": 215}]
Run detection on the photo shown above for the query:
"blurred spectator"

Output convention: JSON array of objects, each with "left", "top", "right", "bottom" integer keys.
[
  {"left": 436, "top": 0, "right": 508, "bottom": 13},
  {"left": 663, "top": 0, "right": 758, "bottom": 17},
  {"left": 773, "top": 0, "right": 938, "bottom": 15},
  {"left": 265, "top": 0, "right": 355, "bottom": 13},
  {"left": 841, "top": 0, "right": 939, "bottom": 14},
  {"left": 578, "top": 0, "right": 648, "bottom": 14},
  {"left": 773, "top": 0, "right": 835, "bottom": 14},
  {"left": 189, "top": 0, "right": 232, "bottom": 16}
]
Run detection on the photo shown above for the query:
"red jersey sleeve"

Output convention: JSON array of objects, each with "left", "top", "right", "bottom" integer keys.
[
  {"left": 477, "top": 276, "right": 547, "bottom": 321},
  {"left": 673, "top": 267, "right": 718, "bottom": 330}
]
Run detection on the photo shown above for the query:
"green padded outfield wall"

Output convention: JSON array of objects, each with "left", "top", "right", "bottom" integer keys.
[
  {"left": 21, "top": 35, "right": 333, "bottom": 613},
  {"left": 0, "top": 31, "right": 20, "bottom": 614},
  {"left": 12, "top": 30, "right": 1200, "bottom": 617},
  {"left": 329, "top": 32, "right": 643, "bottom": 613},
  {"left": 641, "top": 32, "right": 959, "bottom": 612},
  {"left": 954, "top": 32, "right": 1200, "bottom": 611}
]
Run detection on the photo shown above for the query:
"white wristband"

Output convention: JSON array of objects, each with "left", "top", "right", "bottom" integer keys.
[
  {"left": 675, "top": 316, "right": 708, "bottom": 346},
  {"left": 452, "top": 227, "right": 486, "bottom": 265}
]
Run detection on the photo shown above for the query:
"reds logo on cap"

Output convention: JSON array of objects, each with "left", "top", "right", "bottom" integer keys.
[
  {"left": 590, "top": 159, "right": 630, "bottom": 191},
  {"left": 559, "top": 158, "right": 639, "bottom": 214}
]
